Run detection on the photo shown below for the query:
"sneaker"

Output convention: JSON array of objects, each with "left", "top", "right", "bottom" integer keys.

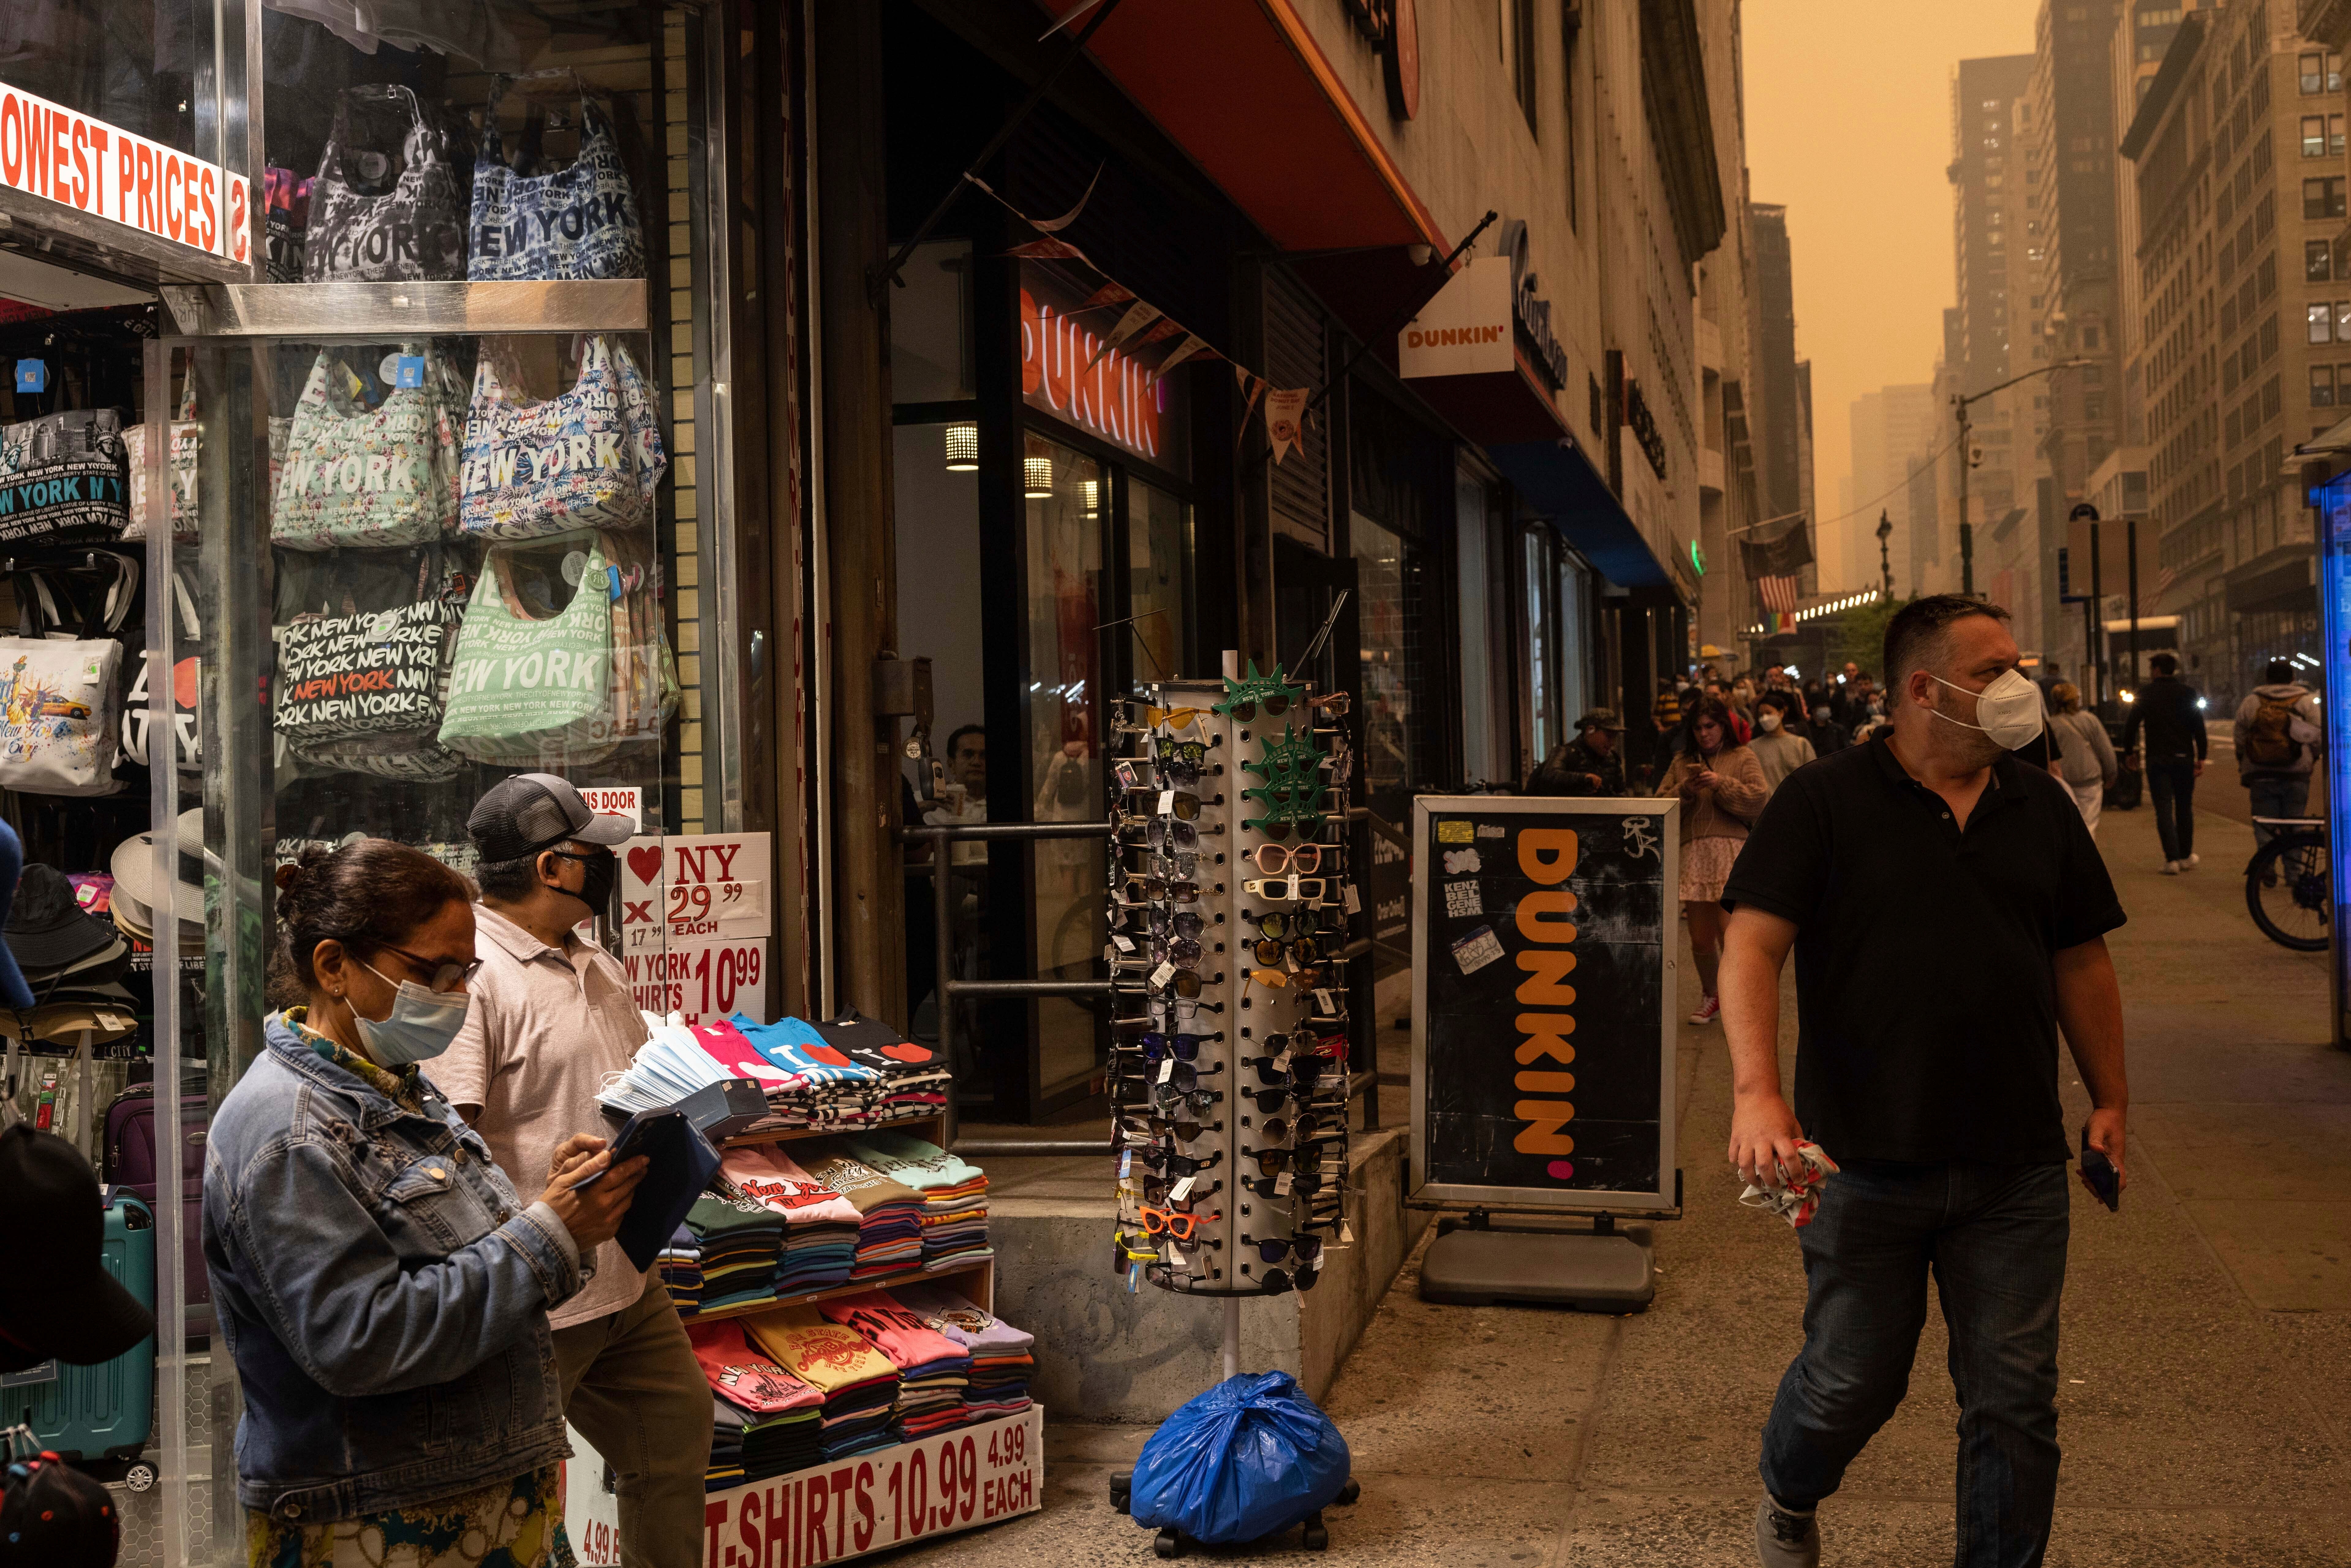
[
  {"left": 2159, "top": 861, "right": 2181, "bottom": 875},
  {"left": 2183, "top": 853, "right": 2200, "bottom": 870},
  {"left": 1754, "top": 1498, "right": 1820, "bottom": 1568},
  {"left": 1688, "top": 995, "right": 1721, "bottom": 1025}
]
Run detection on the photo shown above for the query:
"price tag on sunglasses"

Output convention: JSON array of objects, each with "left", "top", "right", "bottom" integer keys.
[
  {"left": 1127, "top": 1261, "right": 1141, "bottom": 1293},
  {"left": 1168, "top": 1174, "right": 1195, "bottom": 1203},
  {"left": 1115, "top": 760, "right": 1139, "bottom": 789},
  {"left": 1275, "top": 1171, "right": 1293, "bottom": 1196},
  {"left": 1342, "top": 885, "right": 1361, "bottom": 914},
  {"left": 1119, "top": 1150, "right": 1133, "bottom": 1178},
  {"left": 1315, "top": 988, "right": 1335, "bottom": 1012},
  {"left": 1158, "top": 1057, "right": 1176, "bottom": 1084},
  {"left": 1157, "top": 789, "right": 1176, "bottom": 816},
  {"left": 1149, "top": 959, "right": 1176, "bottom": 988},
  {"left": 1274, "top": 1046, "right": 1294, "bottom": 1071},
  {"left": 1112, "top": 933, "right": 1134, "bottom": 952}
]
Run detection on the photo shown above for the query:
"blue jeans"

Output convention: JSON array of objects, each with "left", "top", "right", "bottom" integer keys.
[
  {"left": 2247, "top": 774, "right": 2311, "bottom": 852},
  {"left": 2144, "top": 758, "right": 2196, "bottom": 861},
  {"left": 1760, "top": 1160, "right": 2070, "bottom": 1568}
]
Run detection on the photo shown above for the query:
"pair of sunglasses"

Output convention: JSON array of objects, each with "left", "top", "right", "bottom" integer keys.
[
  {"left": 1253, "top": 936, "right": 1336, "bottom": 967},
  {"left": 1138, "top": 1030, "right": 1221, "bottom": 1061},
  {"left": 1245, "top": 1232, "right": 1324, "bottom": 1266},
  {"left": 1244, "top": 1170, "right": 1327, "bottom": 1198},
  {"left": 1251, "top": 1142, "right": 1345, "bottom": 1176},
  {"left": 1150, "top": 937, "right": 1205, "bottom": 969},
  {"left": 1251, "top": 843, "right": 1325, "bottom": 876},
  {"left": 1243, "top": 876, "right": 1329, "bottom": 903},
  {"left": 1255, "top": 910, "right": 1345, "bottom": 941},
  {"left": 1123, "top": 874, "right": 1205, "bottom": 904},
  {"left": 1141, "top": 1205, "right": 1221, "bottom": 1240},
  {"left": 1119, "top": 1114, "right": 1223, "bottom": 1143},
  {"left": 1134, "top": 1148, "right": 1223, "bottom": 1175}
]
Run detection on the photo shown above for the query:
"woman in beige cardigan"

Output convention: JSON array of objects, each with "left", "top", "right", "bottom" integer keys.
[{"left": 1655, "top": 695, "right": 1770, "bottom": 1025}]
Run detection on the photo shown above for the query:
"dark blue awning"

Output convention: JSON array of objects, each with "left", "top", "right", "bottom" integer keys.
[{"left": 1487, "top": 437, "right": 1671, "bottom": 589}]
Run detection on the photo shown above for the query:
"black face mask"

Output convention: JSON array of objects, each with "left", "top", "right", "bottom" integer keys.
[{"left": 547, "top": 849, "right": 617, "bottom": 919}]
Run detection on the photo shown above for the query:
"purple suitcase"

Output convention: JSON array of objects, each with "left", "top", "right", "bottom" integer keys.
[{"left": 102, "top": 1082, "right": 209, "bottom": 1308}]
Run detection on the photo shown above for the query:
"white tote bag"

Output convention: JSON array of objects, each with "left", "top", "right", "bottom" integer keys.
[{"left": 0, "top": 557, "right": 137, "bottom": 796}]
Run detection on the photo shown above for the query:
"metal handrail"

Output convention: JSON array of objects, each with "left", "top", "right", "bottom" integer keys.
[{"left": 901, "top": 820, "right": 1117, "bottom": 1155}]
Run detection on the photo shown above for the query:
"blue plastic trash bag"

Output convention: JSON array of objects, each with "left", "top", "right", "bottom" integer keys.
[{"left": 1128, "top": 1371, "right": 1351, "bottom": 1544}]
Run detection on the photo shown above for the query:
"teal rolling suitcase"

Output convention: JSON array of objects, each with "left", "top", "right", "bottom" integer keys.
[{"left": 16, "top": 1190, "right": 155, "bottom": 1468}]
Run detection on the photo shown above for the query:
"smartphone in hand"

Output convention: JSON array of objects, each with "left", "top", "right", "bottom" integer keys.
[{"left": 2080, "top": 1125, "right": 2119, "bottom": 1212}]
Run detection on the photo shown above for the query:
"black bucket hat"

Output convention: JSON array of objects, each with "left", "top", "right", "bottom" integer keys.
[{"left": 5, "top": 865, "right": 119, "bottom": 978}]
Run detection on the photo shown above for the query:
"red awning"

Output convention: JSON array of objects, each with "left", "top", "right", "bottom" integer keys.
[{"left": 1035, "top": 0, "right": 1447, "bottom": 253}]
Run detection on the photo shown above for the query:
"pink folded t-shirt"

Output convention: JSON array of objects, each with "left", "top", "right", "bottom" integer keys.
[
  {"left": 818, "top": 1290, "right": 969, "bottom": 1373},
  {"left": 723, "top": 1146, "right": 861, "bottom": 1226}
]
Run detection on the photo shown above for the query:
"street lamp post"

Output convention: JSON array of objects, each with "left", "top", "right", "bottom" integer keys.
[
  {"left": 1954, "top": 358, "right": 2093, "bottom": 597},
  {"left": 1875, "top": 510, "right": 1893, "bottom": 597}
]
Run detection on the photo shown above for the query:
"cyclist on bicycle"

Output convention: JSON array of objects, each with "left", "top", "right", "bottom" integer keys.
[{"left": 2233, "top": 658, "right": 2322, "bottom": 861}]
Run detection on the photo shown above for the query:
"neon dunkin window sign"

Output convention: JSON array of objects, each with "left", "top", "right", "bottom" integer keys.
[{"left": 1018, "top": 269, "right": 1187, "bottom": 470}]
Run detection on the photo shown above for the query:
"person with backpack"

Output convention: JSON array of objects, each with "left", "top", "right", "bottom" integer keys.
[
  {"left": 2233, "top": 658, "right": 2323, "bottom": 853},
  {"left": 2045, "top": 682, "right": 2118, "bottom": 835}
]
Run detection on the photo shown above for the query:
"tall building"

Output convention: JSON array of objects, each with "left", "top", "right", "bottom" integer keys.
[
  {"left": 2122, "top": 1, "right": 2331, "bottom": 706},
  {"left": 1950, "top": 55, "right": 2037, "bottom": 608},
  {"left": 1847, "top": 383, "right": 1941, "bottom": 591},
  {"left": 2025, "top": 0, "right": 2127, "bottom": 658},
  {"left": 1751, "top": 203, "right": 1803, "bottom": 531}
]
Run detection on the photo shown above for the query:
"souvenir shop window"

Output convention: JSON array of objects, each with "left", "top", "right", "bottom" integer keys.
[
  {"left": 259, "top": 330, "right": 680, "bottom": 874},
  {"left": 0, "top": 0, "right": 225, "bottom": 161}
]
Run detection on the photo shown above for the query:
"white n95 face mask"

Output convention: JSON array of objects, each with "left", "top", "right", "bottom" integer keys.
[{"left": 1929, "top": 668, "right": 2044, "bottom": 750}]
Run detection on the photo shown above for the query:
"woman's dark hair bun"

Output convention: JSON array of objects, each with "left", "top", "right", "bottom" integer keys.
[{"left": 268, "top": 838, "right": 474, "bottom": 1008}]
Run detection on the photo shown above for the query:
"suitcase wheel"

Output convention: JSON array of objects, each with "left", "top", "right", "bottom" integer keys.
[{"left": 124, "top": 1462, "right": 156, "bottom": 1493}]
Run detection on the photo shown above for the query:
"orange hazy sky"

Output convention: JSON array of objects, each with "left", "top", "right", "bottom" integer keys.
[{"left": 1743, "top": 0, "right": 2044, "bottom": 586}]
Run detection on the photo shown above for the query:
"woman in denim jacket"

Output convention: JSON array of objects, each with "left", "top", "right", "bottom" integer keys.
[{"left": 203, "top": 839, "right": 649, "bottom": 1567}]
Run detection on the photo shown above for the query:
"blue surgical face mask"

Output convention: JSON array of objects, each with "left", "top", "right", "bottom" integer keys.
[{"left": 350, "top": 959, "right": 470, "bottom": 1065}]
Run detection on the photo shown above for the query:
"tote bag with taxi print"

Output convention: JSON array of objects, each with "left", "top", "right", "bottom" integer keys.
[
  {"left": 272, "top": 346, "right": 462, "bottom": 551},
  {"left": 457, "top": 335, "right": 666, "bottom": 540},
  {"left": 437, "top": 530, "right": 666, "bottom": 766}
]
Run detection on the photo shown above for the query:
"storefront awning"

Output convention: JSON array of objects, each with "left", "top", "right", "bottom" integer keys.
[
  {"left": 1034, "top": 0, "right": 1446, "bottom": 255},
  {"left": 1487, "top": 435, "right": 1672, "bottom": 590}
]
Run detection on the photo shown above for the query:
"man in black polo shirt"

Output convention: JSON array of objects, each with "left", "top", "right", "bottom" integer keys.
[{"left": 1718, "top": 595, "right": 2128, "bottom": 1568}]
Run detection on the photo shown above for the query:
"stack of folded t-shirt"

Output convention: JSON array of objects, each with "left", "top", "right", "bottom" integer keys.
[
  {"left": 894, "top": 1283, "right": 1036, "bottom": 1422},
  {"left": 685, "top": 1192, "right": 785, "bottom": 1314},
  {"left": 745, "top": 1305, "right": 902, "bottom": 1462},
  {"left": 847, "top": 1132, "right": 991, "bottom": 1267},
  {"left": 708, "top": 1396, "right": 746, "bottom": 1490},
  {"left": 820, "top": 1290, "right": 973, "bottom": 1440},
  {"left": 808, "top": 1011, "right": 952, "bottom": 1125},
  {"left": 719, "top": 1146, "right": 859, "bottom": 1294},
  {"left": 798, "top": 1145, "right": 926, "bottom": 1279},
  {"left": 689, "top": 1320, "right": 825, "bottom": 1485},
  {"left": 658, "top": 1225, "right": 705, "bottom": 1317},
  {"left": 698, "top": 1016, "right": 880, "bottom": 1132}
]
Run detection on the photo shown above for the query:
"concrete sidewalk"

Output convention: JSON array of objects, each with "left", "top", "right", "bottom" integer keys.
[{"left": 896, "top": 794, "right": 2351, "bottom": 1566}]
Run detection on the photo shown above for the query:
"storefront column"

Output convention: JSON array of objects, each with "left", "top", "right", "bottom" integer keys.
[{"left": 813, "top": 0, "right": 905, "bottom": 1020}]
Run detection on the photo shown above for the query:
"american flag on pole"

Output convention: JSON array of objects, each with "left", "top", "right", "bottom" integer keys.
[{"left": 1758, "top": 575, "right": 1800, "bottom": 614}]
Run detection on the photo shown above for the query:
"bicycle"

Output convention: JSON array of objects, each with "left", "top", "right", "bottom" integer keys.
[{"left": 2246, "top": 816, "right": 2330, "bottom": 952}]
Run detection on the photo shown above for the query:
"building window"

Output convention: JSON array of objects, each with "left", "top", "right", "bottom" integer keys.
[
  {"left": 2334, "top": 114, "right": 2347, "bottom": 157},
  {"left": 1507, "top": 0, "right": 1538, "bottom": 133},
  {"left": 1561, "top": 3, "right": 1579, "bottom": 231},
  {"left": 2313, "top": 365, "right": 2336, "bottom": 407},
  {"left": 2265, "top": 374, "right": 2284, "bottom": 420},
  {"left": 2309, "top": 301, "right": 2334, "bottom": 343},
  {"left": 2304, "top": 51, "right": 2326, "bottom": 94},
  {"left": 2310, "top": 240, "right": 2334, "bottom": 283},
  {"left": 2304, "top": 116, "right": 2327, "bottom": 158},
  {"left": 2305, "top": 178, "right": 2347, "bottom": 219}
]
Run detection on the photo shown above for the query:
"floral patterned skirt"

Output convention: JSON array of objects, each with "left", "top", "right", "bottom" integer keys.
[
  {"left": 247, "top": 1465, "right": 575, "bottom": 1568},
  {"left": 1680, "top": 835, "right": 1743, "bottom": 904}
]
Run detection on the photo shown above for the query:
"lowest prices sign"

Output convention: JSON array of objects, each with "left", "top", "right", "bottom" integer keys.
[
  {"left": 620, "top": 831, "right": 772, "bottom": 1024},
  {"left": 0, "top": 83, "right": 251, "bottom": 266},
  {"left": 702, "top": 1408, "right": 1042, "bottom": 1568}
]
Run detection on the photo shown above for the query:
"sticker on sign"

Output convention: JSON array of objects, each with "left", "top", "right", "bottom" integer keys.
[
  {"left": 0, "top": 85, "right": 251, "bottom": 264},
  {"left": 576, "top": 786, "right": 642, "bottom": 831}
]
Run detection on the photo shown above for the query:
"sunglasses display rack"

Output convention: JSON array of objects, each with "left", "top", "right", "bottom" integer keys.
[{"left": 1107, "top": 666, "right": 1357, "bottom": 1306}]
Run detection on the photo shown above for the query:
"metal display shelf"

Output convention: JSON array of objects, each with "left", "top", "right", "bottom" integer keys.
[
  {"left": 718, "top": 1110, "right": 949, "bottom": 1151},
  {"left": 158, "top": 278, "right": 651, "bottom": 336},
  {"left": 683, "top": 1254, "right": 997, "bottom": 1325}
]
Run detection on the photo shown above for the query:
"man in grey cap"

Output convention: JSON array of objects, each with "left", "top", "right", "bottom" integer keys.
[
  {"left": 1528, "top": 710, "right": 1630, "bottom": 797},
  {"left": 436, "top": 774, "right": 705, "bottom": 1568}
]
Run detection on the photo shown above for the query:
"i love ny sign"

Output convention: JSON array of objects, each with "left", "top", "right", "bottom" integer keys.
[{"left": 618, "top": 832, "right": 772, "bottom": 1025}]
